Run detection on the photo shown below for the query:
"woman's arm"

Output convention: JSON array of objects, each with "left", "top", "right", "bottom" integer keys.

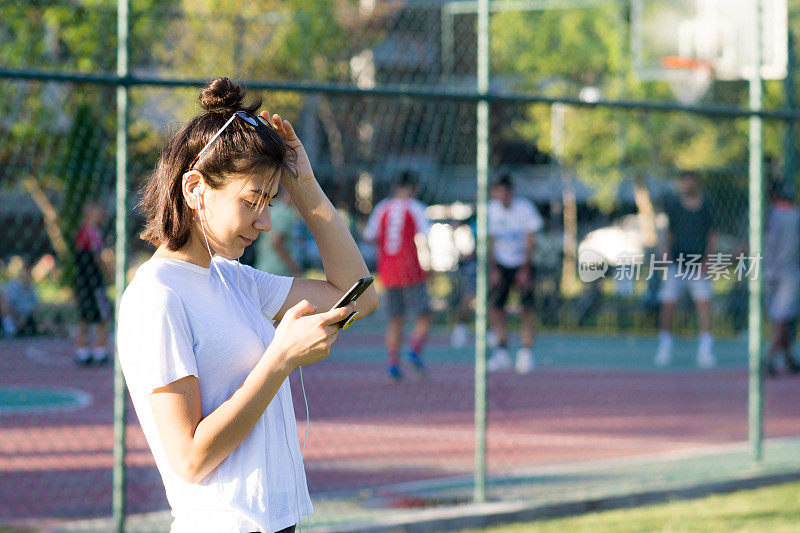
[
  {"left": 264, "top": 113, "right": 378, "bottom": 320},
  {"left": 149, "top": 300, "right": 355, "bottom": 484}
]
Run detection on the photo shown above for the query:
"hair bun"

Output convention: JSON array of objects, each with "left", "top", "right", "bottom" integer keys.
[{"left": 199, "top": 77, "right": 246, "bottom": 113}]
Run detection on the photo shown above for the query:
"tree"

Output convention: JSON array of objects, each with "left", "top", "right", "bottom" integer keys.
[
  {"left": 0, "top": 0, "right": 374, "bottom": 274},
  {"left": 490, "top": 4, "right": 792, "bottom": 190},
  {"left": 489, "top": 3, "right": 796, "bottom": 288}
]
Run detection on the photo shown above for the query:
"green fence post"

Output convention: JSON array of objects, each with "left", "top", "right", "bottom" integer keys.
[
  {"left": 113, "top": 0, "right": 130, "bottom": 530},
  {"left": 784, "top": 31, "right": 796, "bottom": 184},
  {"left": 474, "top": 0, "right": 490, "bottom": 504},
  {"left": 441, "top": 5, "right": 454, "bottom": 79},
  {"left": 748, "top": 0, "right": 764, "bottom": 465}
]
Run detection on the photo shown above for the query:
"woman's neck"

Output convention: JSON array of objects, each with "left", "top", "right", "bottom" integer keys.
[{"left": 153, "top": 233, "right": 213, "bottom": 268}]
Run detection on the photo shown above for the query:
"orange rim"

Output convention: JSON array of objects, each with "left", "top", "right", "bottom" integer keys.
[{"left": 660, "top": 56, "right": 711, "bottom": 70}]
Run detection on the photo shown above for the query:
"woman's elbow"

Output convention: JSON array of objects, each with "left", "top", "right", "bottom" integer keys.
[
  {"left": 172, "top": 456, "right": 208, "bottom": 484},
  {"left": 361, "top": 287, "right": 379, "bottom": 316}
]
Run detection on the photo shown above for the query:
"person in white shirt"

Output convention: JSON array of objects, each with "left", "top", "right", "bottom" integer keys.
[
  {"left": 118, "top": 77, "right": 377, "bottom": 533},
  {"left": 486, "top": 174, "right": 544, "bottom": 374}
]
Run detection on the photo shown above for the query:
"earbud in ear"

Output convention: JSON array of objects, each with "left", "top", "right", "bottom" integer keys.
[{"left": 192, "top": 187, "right": 201, "bottom": 196}]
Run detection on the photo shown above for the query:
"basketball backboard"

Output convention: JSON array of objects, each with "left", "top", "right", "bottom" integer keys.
[{"left": 632, "top": 0, "right": 787, "bottom": 84}]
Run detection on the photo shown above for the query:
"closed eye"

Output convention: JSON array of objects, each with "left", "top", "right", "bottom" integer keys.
[{"left": 244, "top": 199, "right": 274, "bottom": 211}]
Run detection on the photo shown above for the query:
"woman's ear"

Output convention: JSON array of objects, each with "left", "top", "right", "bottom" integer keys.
[{"left": 181, "top": 171, "right": 205, "bottom": 210}]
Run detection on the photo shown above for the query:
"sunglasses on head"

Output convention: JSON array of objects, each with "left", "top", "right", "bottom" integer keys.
[{"left": 187, "top": 111, "right": 272, "bottom": 171}]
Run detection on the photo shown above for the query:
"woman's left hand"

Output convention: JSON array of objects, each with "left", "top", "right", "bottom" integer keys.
[{"left": 260, "top": 111, "right": 313, "bottom": 185}]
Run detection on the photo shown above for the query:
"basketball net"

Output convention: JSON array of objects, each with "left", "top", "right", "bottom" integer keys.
[{"left": 660, "top": 56, "right": 715, "bottom": 104}]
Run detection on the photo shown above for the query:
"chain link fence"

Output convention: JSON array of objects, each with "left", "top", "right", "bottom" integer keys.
[{"left": 2, "top": 1, "right": 800, "bottom": 531}]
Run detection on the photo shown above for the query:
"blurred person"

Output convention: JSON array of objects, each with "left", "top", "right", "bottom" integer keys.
[
  {"left": 1, "top": 257, "right": 40, "bottom": 337},
  {"left": 764, "top": 180, "right": 800, "bottom": 377},
  {"left": 73, "top": 201, "right": 112, "bottom": 365},
  {"left": 255, "top": 187, "right": 302, "bottom": 277},
  {"left": 0, "top": 293, "right": 13, "bottom": 337},
  {"left": 118, "top": 77, "right": 376, "bottom": 533},
  {"left": 363, "top": 170, "right": 431, "bottom": 381},
  {"left": 450, "top": 218, "right": 477, "bottom": 348},
  {"left": 486, "top": 174, "right": 544, "bottom": 374},
  {"left": 655, "top": 171, "right": 718, "bottom": 369}
]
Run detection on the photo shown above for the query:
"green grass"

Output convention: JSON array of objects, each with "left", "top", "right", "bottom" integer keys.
[{"left": 461, "top": 481, "right": 800, "bottom": 532}]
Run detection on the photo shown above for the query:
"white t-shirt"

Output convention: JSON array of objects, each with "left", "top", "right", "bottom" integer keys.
[
  {"left": 117, "top": 256, "right": 312, "bottom": 533},
  {"left": 488, "top": 197, "right": 544, "bottom": 268}
]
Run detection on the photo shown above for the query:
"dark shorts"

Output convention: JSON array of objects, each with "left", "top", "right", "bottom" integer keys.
[
  {"left": 251, "top": 526, "right": 295, "bottom": 533},
  {"left": 455, "top": 258, "right": 477, "bottom": 298},
  {"left": 250, "top": 526, "right": 295, "bottom": 533},
  {"left": 490, "top": 264, "right": 535, "bottom": 309},
  {"left": 385, "top": 282, "right": 431, "bottom": 319},
  {"left": 74, "top": 253, "right": 111, "bottom": 324}
]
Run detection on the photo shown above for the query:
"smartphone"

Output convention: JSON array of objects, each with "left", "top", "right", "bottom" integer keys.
[{"left": 332, "top": 277, "right": 374, "bottom": 329}]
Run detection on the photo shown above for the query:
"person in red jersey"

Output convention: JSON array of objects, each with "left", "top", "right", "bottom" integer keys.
[
  {"left": 73, "top": 202, "right": 113, "bottom": 365},
  {"left": 363, "top": 171, "right": 431, "bottom": 381}
]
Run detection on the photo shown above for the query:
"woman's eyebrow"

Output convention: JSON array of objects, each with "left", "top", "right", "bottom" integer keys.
[
  {"left": 248, "top": 188, "right": 279, "bottom": 198},
  {"left": 246, "top": 189, "right": 279, "bottom": 204}
]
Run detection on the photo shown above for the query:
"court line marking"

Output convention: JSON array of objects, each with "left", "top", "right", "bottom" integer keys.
[{"left": 0, "top": 384, "right": 92, "bottom": 415}]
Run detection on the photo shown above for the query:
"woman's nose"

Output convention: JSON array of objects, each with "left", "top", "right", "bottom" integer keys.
[{"left": 254, "top": 208, "right": 272, "bottom": 232}]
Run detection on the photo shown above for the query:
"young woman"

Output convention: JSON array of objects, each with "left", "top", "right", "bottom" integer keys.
[{"left": 117, "top": 77, "right": 377, "bottom": 533}]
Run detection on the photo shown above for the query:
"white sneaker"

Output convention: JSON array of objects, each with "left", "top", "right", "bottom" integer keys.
[
  {"left": 91, "top": 347, "right": 110, "bottom": 365},
  {"left": 450, "top": 323, "right": 469, "bottom": 348},
  {"left": 655, "top": 335, "right": 672, "bottom": 368},
  {"left": 655, "top": 347, "right": 671, "bottom": 368},
  {"left": 515, "top": 347, "right": 534, "bottom": 374},
  {"left": 487, "top": 331, "right": 499, "bottom": 349},
  {"left": 697, "top": 332, "right": 715, "bottom": 369},
  {"left": 697, "top": 348, "right": 716, "bottom": 369},
  {"left": 487, "top": 348, "right": 512, "bottom": 372}
]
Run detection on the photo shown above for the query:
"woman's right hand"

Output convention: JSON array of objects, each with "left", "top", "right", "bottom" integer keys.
[{"left": 270, "top": 300, "right": 356, "bottom": 370}]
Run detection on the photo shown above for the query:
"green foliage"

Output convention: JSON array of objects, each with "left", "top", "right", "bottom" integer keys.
[
  {"left": 490, "top": 4, "right": 797, "bottom": 209},
  {"left": 460, "top": 480, "right": 800, "bottom": 532},
  {"left": 0, "top": 0, "right": 364, "bottom": 260}
]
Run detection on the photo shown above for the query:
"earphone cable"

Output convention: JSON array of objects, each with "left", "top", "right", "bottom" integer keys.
[{"left": 197, "top": 202, "right": 310, "bottom": 531}]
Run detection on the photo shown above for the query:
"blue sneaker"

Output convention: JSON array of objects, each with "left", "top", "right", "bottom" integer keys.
[
  {"left": 407, "top": 351, "right": 425, "bottom": 375},
  {"left": 387, "top": 365, "right": 403, "bottom": 381}
]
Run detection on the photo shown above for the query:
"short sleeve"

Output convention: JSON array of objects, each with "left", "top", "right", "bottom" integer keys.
[
  {"left": 487, "top": 200, "right": 500, "bottom": 237},
  {"left": 409, "top": 199, "right": 431, "bottom": 235},
  {"left": 662, "top": 196, "right": 677, "bottom": 229},
  {"left": 362, "top": 199, "right": 387, "bottom": 242},
  {"left": 250, "top": 267, "right": 294, "bottom": 320},
  {"left": 520, "top": 199, "right": 544, "bottom": 233},
  {"left": 118, "top": 287, "right": 198, "bottom": 394}
]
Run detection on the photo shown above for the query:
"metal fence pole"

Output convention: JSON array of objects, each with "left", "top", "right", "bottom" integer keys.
[
  {"left": 112, "top": 0, "right": 130, "bottom": 530},
  {"left": 441, "top": 5, "right": 455, "bottom": 79},
  {"left": 748, "top": 0, "right": 764, "bottom": 464},
  {"left": 474, "top": 0, "right": 490, "bottom": 504},
  {"left": 784, "top": 31, "right": 796, "bottom": 185}
]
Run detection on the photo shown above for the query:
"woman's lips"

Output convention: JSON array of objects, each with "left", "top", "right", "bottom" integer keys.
[{"left": 240, "top": 236, "right": 254, "bottom": 246}]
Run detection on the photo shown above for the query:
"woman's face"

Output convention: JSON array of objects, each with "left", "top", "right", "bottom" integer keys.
[{"left": 196, "top": 175, "right": 278, "bottom": 259}]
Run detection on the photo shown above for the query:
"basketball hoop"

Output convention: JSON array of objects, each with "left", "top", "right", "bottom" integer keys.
[{"left": 660, "top": 56, "right": 715, "bottom": 104}]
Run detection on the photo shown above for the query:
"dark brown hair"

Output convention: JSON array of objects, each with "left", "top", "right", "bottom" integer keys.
[{"left": 139, "top": 77, "right": 297, "bottom": 250}]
